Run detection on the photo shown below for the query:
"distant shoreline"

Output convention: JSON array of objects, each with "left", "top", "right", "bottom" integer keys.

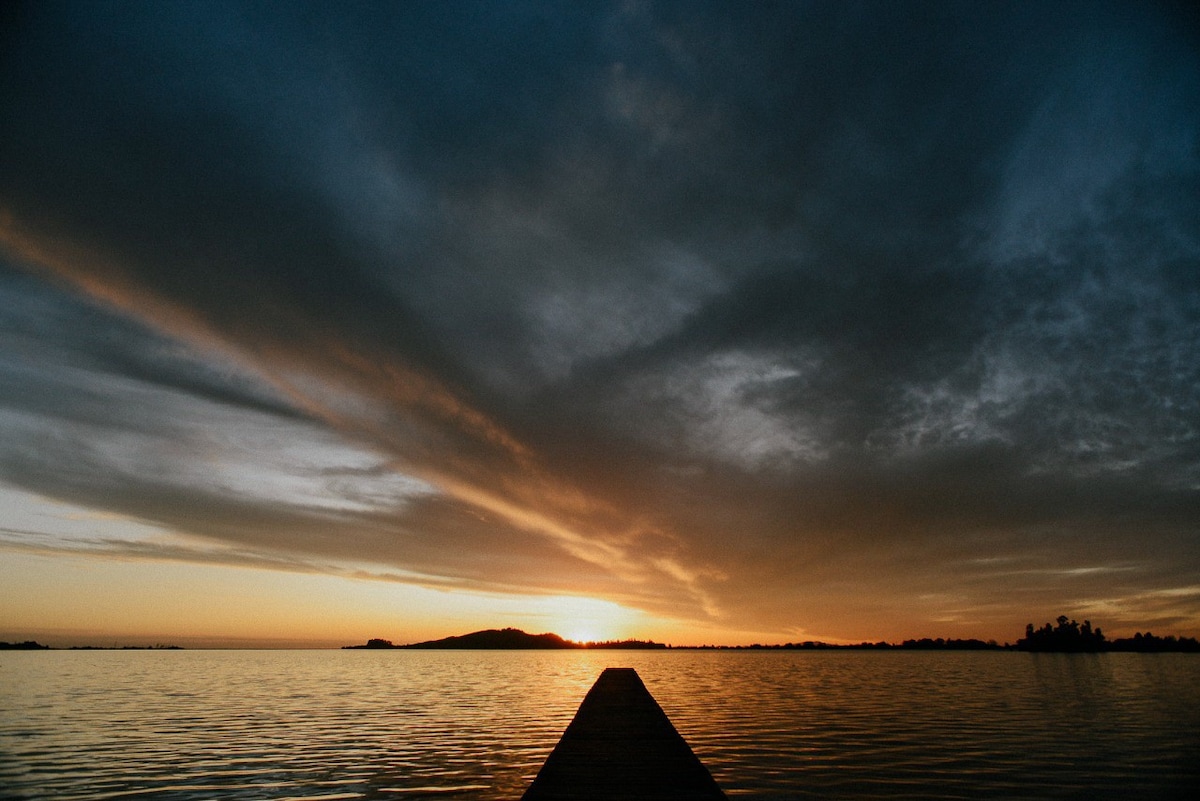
[
  {"left": 9, "top": 617, "right": 1199, "bottom": 653},
  {"left": 0, "top": 642, "right": 184, "bottom": 650},
  {"left": 339, "top": 624, "right": 1200, "bottom": 653}
]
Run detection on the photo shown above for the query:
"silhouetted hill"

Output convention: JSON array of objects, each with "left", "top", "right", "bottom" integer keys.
[
  {"left": 343, "top": 628, "right": 669, "bottom": 650},
  {"left": 403, "top": 628, "right": 575, "bottom": 649},
  {"left": 342, "top": 628, "right": 573, "bottom": 649}
]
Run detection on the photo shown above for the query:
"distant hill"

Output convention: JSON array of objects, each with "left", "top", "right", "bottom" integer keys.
[
  {"left": 402, "top": 628, "right": 576, "bottom": 649},
  {"left": 343, "top": 628, "right": 574, "bottom": 649},
  {"left": 342, "top": 628, "right": 667, "bottom": 650}
]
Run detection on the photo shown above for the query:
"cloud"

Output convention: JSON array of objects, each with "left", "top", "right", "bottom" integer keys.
[{"left": 1, "top": 1, "right": 1198, "bottom": 638}]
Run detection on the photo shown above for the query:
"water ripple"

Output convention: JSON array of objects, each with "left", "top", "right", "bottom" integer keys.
[{"left": 2, "top": 650, "right": 1198, "bottom": 799}]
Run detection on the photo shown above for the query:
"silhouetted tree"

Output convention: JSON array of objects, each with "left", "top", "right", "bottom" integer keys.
[{"left": 1017, "top": 615, "right": 1106, "bottom": 652}]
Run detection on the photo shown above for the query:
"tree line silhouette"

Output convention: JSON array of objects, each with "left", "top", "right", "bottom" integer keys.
[
  {"left": 1017, "top": 616, "right": 1107, "bottom": 652},
  {"left": 1016, "top": 615, "right": 1200, "bottom": 652}
]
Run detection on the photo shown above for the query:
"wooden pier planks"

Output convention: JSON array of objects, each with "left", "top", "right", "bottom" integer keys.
[{"left": 522, "top": 667, "right": 727, "bottom": 800}]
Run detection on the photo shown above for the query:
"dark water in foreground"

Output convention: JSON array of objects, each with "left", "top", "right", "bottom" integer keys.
[{"left": 2, "top": 650, "right": 1197, "bottom": 799}]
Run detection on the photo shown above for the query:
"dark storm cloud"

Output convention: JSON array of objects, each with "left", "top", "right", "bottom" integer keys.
[{"left": 1, "top": 1, "right": 1198, "bottom": 637}]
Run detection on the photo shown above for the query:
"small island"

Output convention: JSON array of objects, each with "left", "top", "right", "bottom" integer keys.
[{"left": 343, "top": 628, "right": 667, "bottom": 650}]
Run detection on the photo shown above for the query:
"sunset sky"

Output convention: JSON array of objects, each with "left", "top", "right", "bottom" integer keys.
[{"left": 2, "top": 1, "right": 1198, "bottom": 647}]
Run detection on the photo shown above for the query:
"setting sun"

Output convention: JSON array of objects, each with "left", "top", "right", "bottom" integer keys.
[
  {"left": 563, "top": 628, "right": 601, "bottom": 644},
  {"left": 532, "top": 595, "right": 637, "bottom": 644}
]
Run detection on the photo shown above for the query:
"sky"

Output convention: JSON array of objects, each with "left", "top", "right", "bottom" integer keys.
[{"left": 2, "top": 1, "right": 1198, "bottom": 647}]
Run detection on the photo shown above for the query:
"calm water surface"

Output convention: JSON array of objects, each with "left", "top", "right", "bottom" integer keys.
[{"left": 2, "top": 650, "right": 1197, "bottom": 799}]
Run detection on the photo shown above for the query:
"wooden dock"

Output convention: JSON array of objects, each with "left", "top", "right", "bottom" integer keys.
[{"left": 522, "top": 667, "right": 727, "bottom": 800}]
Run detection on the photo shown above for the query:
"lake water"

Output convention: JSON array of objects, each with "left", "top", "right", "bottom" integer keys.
[{"left": 2, "top": 650, "right": 1197, "bottom": 799}]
